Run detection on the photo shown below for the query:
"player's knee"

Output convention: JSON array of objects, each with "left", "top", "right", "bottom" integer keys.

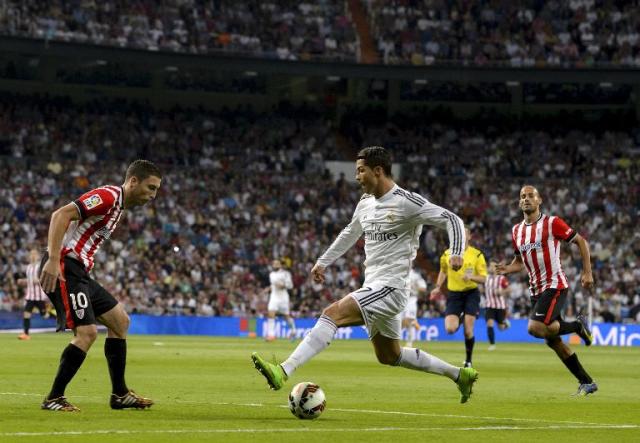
[
  {"left": 445, "top": 325, "right": 457, "bottom": 334},
  {"left": 320, "top": 304, "right": 338, "bottom": 322},
  {"left": 122, "top": 312, "right": 131, "bottom": 329},
  {"left": 78, "top": 326, "right": 98, "bottom": 345},
  {"left": 528, "top": 323, "right": 545, "bottom": 338},
  {"left": 115, "top": 312, "right": 131, "bottom": 336}
]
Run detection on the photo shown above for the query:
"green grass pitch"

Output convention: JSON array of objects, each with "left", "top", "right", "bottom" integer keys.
[{"left": 1, "top": 333, "right": 638, "bottom": 442}]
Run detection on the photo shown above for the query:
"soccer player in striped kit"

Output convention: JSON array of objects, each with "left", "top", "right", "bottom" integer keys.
[
  {"left": 38, "top": 160, "right": 161, "bottom": 411},
  {"left": 496, "top": 185, "right": 597, "bottom": 396},
  {"left": 17, "top": 249, "right": 50, "bottom": 340},
  {"left": 252, "top": 147, "right": 478, "bottom": 404},
  {"left": 484, "top": 260, "right": 511, "bottom": 351}
]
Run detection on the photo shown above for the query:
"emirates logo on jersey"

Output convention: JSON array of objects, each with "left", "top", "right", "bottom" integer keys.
[
  {"left": 365, "top": 231, "right": 399, "bottom": 241},
  {"left": 364, "top": 222, "right": 399, "bottom": 242}
]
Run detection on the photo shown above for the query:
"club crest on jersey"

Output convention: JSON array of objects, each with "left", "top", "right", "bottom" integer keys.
[
  {"left": 75, "top": 309, "right": 85, "bottom": 320},
  {"left": 386, "top": 212, "right": 396, "bottom": 222},
  {"left": 83, "top": 194, "right": 103, "bottom": 210}
]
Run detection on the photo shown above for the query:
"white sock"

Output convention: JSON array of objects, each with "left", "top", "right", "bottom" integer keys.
[
  {"left": 267, "top": 318, "right": 275, "bottom": 337},
  {"left": 287, "top": 317, "right": 296, "bottom": 336},
  {"left": 281, "top": 315, "right": 337, "bottom": 376},
  {"left": 408, "top": 324, "right": 417, "bottom": 343},
  {"left": 396, "top": 347, "right": 460, "bottom": 381}
]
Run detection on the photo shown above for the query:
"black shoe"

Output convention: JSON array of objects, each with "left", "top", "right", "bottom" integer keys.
[
  {"left": 110, "top": 390, "right": 154, "bottom": 410},
  {"left": 576, "top": 314, "right": 593, "bottom": 346},
  {"left": 41, "top": 396, "right": 79, "bottom": 412},
  {"left": 574, "top": 382, "right": 598, "bottom": 396}
]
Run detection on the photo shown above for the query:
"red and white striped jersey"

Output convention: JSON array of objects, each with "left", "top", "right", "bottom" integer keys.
[
  {"left": 25, "top": 263, "right": 47, "bottom": 301},
  {"left": 484, "top": 274, "right": 508, "bottom": 309},
  {"left": 61, "top": 186, "right": 124, "bottom": 272},
  {"left": 511, "top": 214, "right": 576, "bottom": 297}
]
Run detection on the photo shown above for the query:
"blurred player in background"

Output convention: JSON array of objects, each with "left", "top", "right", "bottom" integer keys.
[
  {"left": 17, "top": 249, "right": 51, "bottom": 340},
  {"left": 38, "top": 160, "right": 161, "bottom": 411},
  {"left": 402, "top": 265, "right": 427, "bottom": 347},
  {"left": 430, "top": 228, "right": 487, "bottom": 368},
  {"left": 484, "top": 260, "right": 511, "bottom": 351},
  {"left": 264, "top": 258, "right": 296, "bottom": 341},
  {"left": 497, "top": 185, "right": 597, "bottom": 396},
  {"left": 252, "top": 146, "right": 478, "bottom": 404}
]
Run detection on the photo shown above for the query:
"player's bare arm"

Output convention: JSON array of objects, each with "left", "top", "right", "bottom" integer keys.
[
  {"left": 429, "top": 269, "right": 447, "bottom": 300},
  {"left": 462, "top": 272, "right": 487, "bottom": 284},
  {"left": 39, "top": 203, "right": 80, "bottom": 293},
  {"left": 495, "top": 256, "right": 524, "bottom": 276},
  {"left": 311, "top": 263, "right": 325, "bottom": 284},
  {"left": 573, "top": 234, "right": 594, "bottom": 289}
]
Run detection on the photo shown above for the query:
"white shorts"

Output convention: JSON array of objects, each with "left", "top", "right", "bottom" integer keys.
[
  {"left": 402, "top": 295, "right": 418, "bottom": 320},
  {"left": 267, "top": 296, "right": 290, "bottom": 315},
  {"left": 349, "top": 284, "right": 408, "bottom": 340}
]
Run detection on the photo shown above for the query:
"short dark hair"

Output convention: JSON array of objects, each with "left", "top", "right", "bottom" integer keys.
[
  {"left": 125, "top": 160, "right": 162, "bottom": 181},
  {"left": 357, "top": 146, "right": 392, "bottom": 177}
]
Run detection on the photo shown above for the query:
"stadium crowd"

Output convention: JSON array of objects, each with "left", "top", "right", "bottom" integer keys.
[
  {"left": 2, "top": 1, "right": 640, "bottom": 67},
  {"left": 367, "top": 0, "right": 640, "bottom": 67},
  {"left": 0, "top": 0, "right": 640, "bottom": 67},
  {"left": 0, "top": 0, "right": 357, "bottom": 61},
  {"left": 0, "top": 96, "right": 638, "bottom": 324}
]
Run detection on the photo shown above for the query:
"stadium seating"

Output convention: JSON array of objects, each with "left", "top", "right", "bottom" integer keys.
[
  {"left": 0, "top": 0, "right": 357, "bottom": 61},
  {"left": 3, "top": 1, "right": 640, "bottom": 66},
  {"left": 366, "top": 0, "right": 640, "bottom": 66}
]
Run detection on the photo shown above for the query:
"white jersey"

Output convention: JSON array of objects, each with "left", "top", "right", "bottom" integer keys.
[
  {"left": 317, "top": 184, "right": 465, "bottom": 290},
  {"left": 403, "top": 269, "right": 427, "bottom": 319},
  {"left": 269, "top": 269, "right": 293, "bottom": 300},
  {"left": 409, "top": 268, "right": 427, "bottom": 296}
]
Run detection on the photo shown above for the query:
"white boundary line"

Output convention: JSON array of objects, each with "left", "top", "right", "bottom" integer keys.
[
  {"left": 3, "top": 393, "right": 638, "bottom": 434},
  {"left": 2, "top": 424, "right": 638, "bottom": 438},
  {"left": 203, "top": 400, "right": 637, "bottom": 428}
]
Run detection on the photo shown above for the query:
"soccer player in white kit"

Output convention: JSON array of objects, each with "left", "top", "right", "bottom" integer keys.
[
  {"left": 402, "top": 267, "right": 427, "bottom": 347},
  {"left": 252, "top": 147, "right": 478, "bottom": 403},
  {"left": 265, "top": 259, "right": 296, "bottom": 341}
]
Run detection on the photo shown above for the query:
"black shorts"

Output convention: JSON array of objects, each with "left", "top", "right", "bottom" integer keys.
[
  {"left": 24, "top": 300, "right": 47, "bottom": 315},
  {"left": 529, "top": 288, "right": 568, "bottom": 325},
  {"left": 40, "top": 254, "right": 118, "bottom": 331},
  {"left": 445, "top": 289, "right": 480, "bottom": 317},
  {"left": 485, "top": 307, "right": 507, "bottom": 324}
]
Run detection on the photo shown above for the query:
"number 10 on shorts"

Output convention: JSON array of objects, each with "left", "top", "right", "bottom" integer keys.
[{"left": 69, "top": 292, "right": 89, "bottom": 310}]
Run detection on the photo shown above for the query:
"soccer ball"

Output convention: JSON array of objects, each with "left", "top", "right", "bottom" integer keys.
[{"left": 288, "top": 382, "right": 326, "bottom": 419}]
